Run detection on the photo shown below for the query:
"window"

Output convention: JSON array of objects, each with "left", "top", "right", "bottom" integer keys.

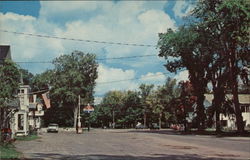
[
  {"left": 18, "top": 114, "right": 24, "bottom": 130},
  {"left": 246, "top": 105, "right": 250, "bottom": 113},
  {"left": 19, "top": 89, "right": 24, "bottom": 93},
  {"left": 241, "top": 105, "right": 250, "bottom": 113},
  {"left": 221, "top": 120, "right": 227, "bottom": 127}
]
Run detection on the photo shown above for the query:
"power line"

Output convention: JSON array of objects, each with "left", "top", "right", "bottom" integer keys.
[
  {"left": 0, "top": 54, "right": 159, "bottom": 64},
  {"left": 97, "top": 72, "right": 167, "bottom": 84},
  {"left": 0, "top": 29, "right": 157, "bottom": 47},
  {"left": 97, "top": 54, "right": 157, "bottom": 60}
]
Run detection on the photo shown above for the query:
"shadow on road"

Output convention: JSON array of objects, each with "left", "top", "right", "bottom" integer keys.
[
  {"left": 129, "top": 129, "right": 250, "bottom": 137},
  {"left": 19, "top": 153, "right": 240, "bottom": 160}
]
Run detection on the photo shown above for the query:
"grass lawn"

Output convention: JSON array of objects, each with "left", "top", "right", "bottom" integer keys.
[
  {"left": 0, "top": 143, "right": 21, "bottom": 159},
  {"left": 0, "top": 134, "right": 40, "bottom": 159}
]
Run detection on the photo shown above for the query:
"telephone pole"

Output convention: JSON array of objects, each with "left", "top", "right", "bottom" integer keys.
[{"left": 77, "top": 95, "right": 82, "bottom": 133}]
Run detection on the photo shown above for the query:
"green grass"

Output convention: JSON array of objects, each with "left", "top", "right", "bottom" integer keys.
[
  {"left": 0, "top": 143, "right": 21, "bottom": 159},
  {"left": 15, "top": 134, "right": 40, "bottom": 141},
  {"left": 0, "top": 133, "right": 40, "bottom": 159}
]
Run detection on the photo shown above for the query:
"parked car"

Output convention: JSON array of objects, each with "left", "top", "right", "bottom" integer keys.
[
  {"left": 47, "top": 123, "right": 59, "bottom": 133},
  {"left": 135, "top": 124, "right": 146, "bottom": 129},
  {"left": 135, "top": 122, "right": 146, "bottom": 129}
]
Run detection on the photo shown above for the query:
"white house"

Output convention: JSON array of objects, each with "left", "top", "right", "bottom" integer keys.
[
  {"left": 28, "top": 95, "right": 44, "bottom": 131},
  {"left": 14, "top": 85, "right": 30, "bottom": 136},
  {"left": 10, "top": 85, "right": 45, "bottom": 136},
  {"left": 205, "top": 94, "right": 250, "bottom": 129}
]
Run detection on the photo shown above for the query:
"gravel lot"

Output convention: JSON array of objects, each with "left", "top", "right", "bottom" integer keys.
[{"left": 15, "top": 129, "right": 250, "bottom": 160}]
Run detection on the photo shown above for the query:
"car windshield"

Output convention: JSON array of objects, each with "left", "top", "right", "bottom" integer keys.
[{"left": 49, "top": 124, "right": 58, "bottom": 127}]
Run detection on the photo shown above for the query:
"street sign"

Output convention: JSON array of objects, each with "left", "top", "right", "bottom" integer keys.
[{"left": 83, "top": 104, "right": 94, "bottom": 113}]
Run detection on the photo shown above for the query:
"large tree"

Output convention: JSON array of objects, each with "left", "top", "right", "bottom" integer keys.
[
  {"left": 158, "top": 0, "right": 249, "bottom": 132},
  {"left": 139, "top": 84, "right": 154, "bottom": 127},
  {"left": 31, "top": 70, "right": 54, "bottom": 92},
  {"left": 122, "top": 90, "right": 142, "bottom": 128},
  {"left": 0, "top": 59, "right": 20, "bottom": 129},
  {"left": 192, "top": 0, "right": 250, "bottom": 132},
  {"left": 51, "top": 51, "right": 98, "bottom": 128},
  {"left": 146, "top": 78, "right": 180, "bottom": 129},
  {"left": 99, "top": 90, "right": 125, "bottom": 128},
  {"left": 158, "top": 26, "right": 210, "bottom": 130}
]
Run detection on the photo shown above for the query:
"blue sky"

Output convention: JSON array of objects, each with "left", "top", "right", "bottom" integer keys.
[{"left": 0, "top": 1, "right": 194, "bottom": 101}]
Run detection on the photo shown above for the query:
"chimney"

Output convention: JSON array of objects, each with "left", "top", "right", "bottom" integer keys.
[{"left": 33, "top": 94, "right": 37, "bottom": 103}]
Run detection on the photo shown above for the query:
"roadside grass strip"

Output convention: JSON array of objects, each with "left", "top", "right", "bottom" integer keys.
[
  {"left": 15, "top": 134, "right": 40, "bottom": 141},
  {"left": 0, "top": 143, "right": 21, "bottom": 159}
]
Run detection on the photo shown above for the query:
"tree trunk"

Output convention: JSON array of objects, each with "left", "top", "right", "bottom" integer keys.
[
  {"left": 190, "top": 74, "right": 207, "bottom": 131},
  {"left": 215, "top": 111, "right": 221, "bottom": 133},
  {"left": 232, "top": 84, "right": 244, "bottom": 132},
  {"left": 159, "top": 113, "right": 162, "bottom": 129},
  {"left": 229, "top": 51, "right": 244, "bottom": 132},
  {"left": 144, "top": 111, "right": 147, "bottom": 128},
  {"left": 196, "top": 94, "right": 205, "bottom": 131},
  {"left": 183, "top": 100, "right": 187, "bottom": 132},
  {"left": 112, "top": 110, "right": 115, "bottom": 129},
  {"left": 73, "top": 106, "right": 78, "bottom": 128},
  {"left": 213, "top": 87, "right": 224, "bottom": 133}
]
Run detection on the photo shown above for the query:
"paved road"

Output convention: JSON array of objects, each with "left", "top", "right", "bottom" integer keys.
[{"left": 15, "top": 129, "right": 250, "bottom": 160}]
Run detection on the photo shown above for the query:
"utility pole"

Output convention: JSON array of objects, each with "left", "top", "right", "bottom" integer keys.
[
  {"left": 77, "top": 95, "right": 82, "bottom": 134},
  {"left": 112, "top": 109, "right": 115, "bottom": 129},
  {"left": 143, "top": 108, "right": 146, "bottom": 128}
]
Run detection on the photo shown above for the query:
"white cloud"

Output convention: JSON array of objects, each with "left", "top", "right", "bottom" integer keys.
[
  {"left": 138, "top": 9, "right": 176, "bottom": 33},
  {"left": 140, "top": 72, "right": 166, "bottom": 85},
  {"left": 174, "top": 70, "right": 189, "bottom": 82},
  {"left": 95, "top": 65, "right": 168, "bottom": 96},
  {"left": 0, "top": 1, "right": 176, "bottom": 95},
  {"left": 95, "top": 64, "right": 137, "bottom": 96},
  {"left": 0, "top": 12, "right": 35, "bottom": 21},
  {"left": 39, "top": 1, "right": 176, "bottom": 60},
  {"left": 173, "top": 1, "right": 194, "bottom": 18}
]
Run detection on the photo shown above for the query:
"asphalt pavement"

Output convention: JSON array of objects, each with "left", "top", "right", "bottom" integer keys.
[{"left": 15, "top": 129, "right": 250, "bottom": 160}]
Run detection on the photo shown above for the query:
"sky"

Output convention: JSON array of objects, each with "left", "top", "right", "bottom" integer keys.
[{"left": 0, "top": 1, "right": 195, "bottom": 103}]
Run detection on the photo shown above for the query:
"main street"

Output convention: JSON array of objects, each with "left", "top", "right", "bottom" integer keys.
[{"left": 16, "top": 129, "right": 250, "bottom": 160}]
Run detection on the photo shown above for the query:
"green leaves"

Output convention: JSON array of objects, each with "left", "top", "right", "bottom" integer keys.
[
  {"left": 0, "top": 59, "right": 20, "bottom": 107},
  {"left": 158, "top": 0, "right": 249, "bottom": 131},
  {"left": 51, "top": 51, "right": 98, "bottom": 105}
]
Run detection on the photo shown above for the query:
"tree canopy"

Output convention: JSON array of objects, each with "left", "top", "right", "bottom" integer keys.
[
  {"left": 158, "top": 0, "right": 249, "bottom": 132},
  {"left": 0, "top": 59, "right": 20, "bottom": 107}
]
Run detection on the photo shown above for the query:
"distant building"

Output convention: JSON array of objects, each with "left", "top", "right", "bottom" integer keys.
[
  {"left": 11, "top": 84, "right": 45, "bottom": 136},
  {"left": 205, "top": 94, "right": 250, "bottom": 129}
]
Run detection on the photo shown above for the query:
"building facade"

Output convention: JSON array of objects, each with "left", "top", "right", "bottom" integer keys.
[
  {"left": 205, "top": 94, "right": 250, "bottom": 129},
  {"left": 11, "top": 85, "right": 45, "bottom": 136}
]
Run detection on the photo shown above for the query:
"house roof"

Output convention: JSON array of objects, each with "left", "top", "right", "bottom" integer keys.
[
  {"left": 0, "top": 45, "right": 11, "bottom": 60},
  {"left": 205, "top": 94, "right": 250, "bottom": 104}
]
